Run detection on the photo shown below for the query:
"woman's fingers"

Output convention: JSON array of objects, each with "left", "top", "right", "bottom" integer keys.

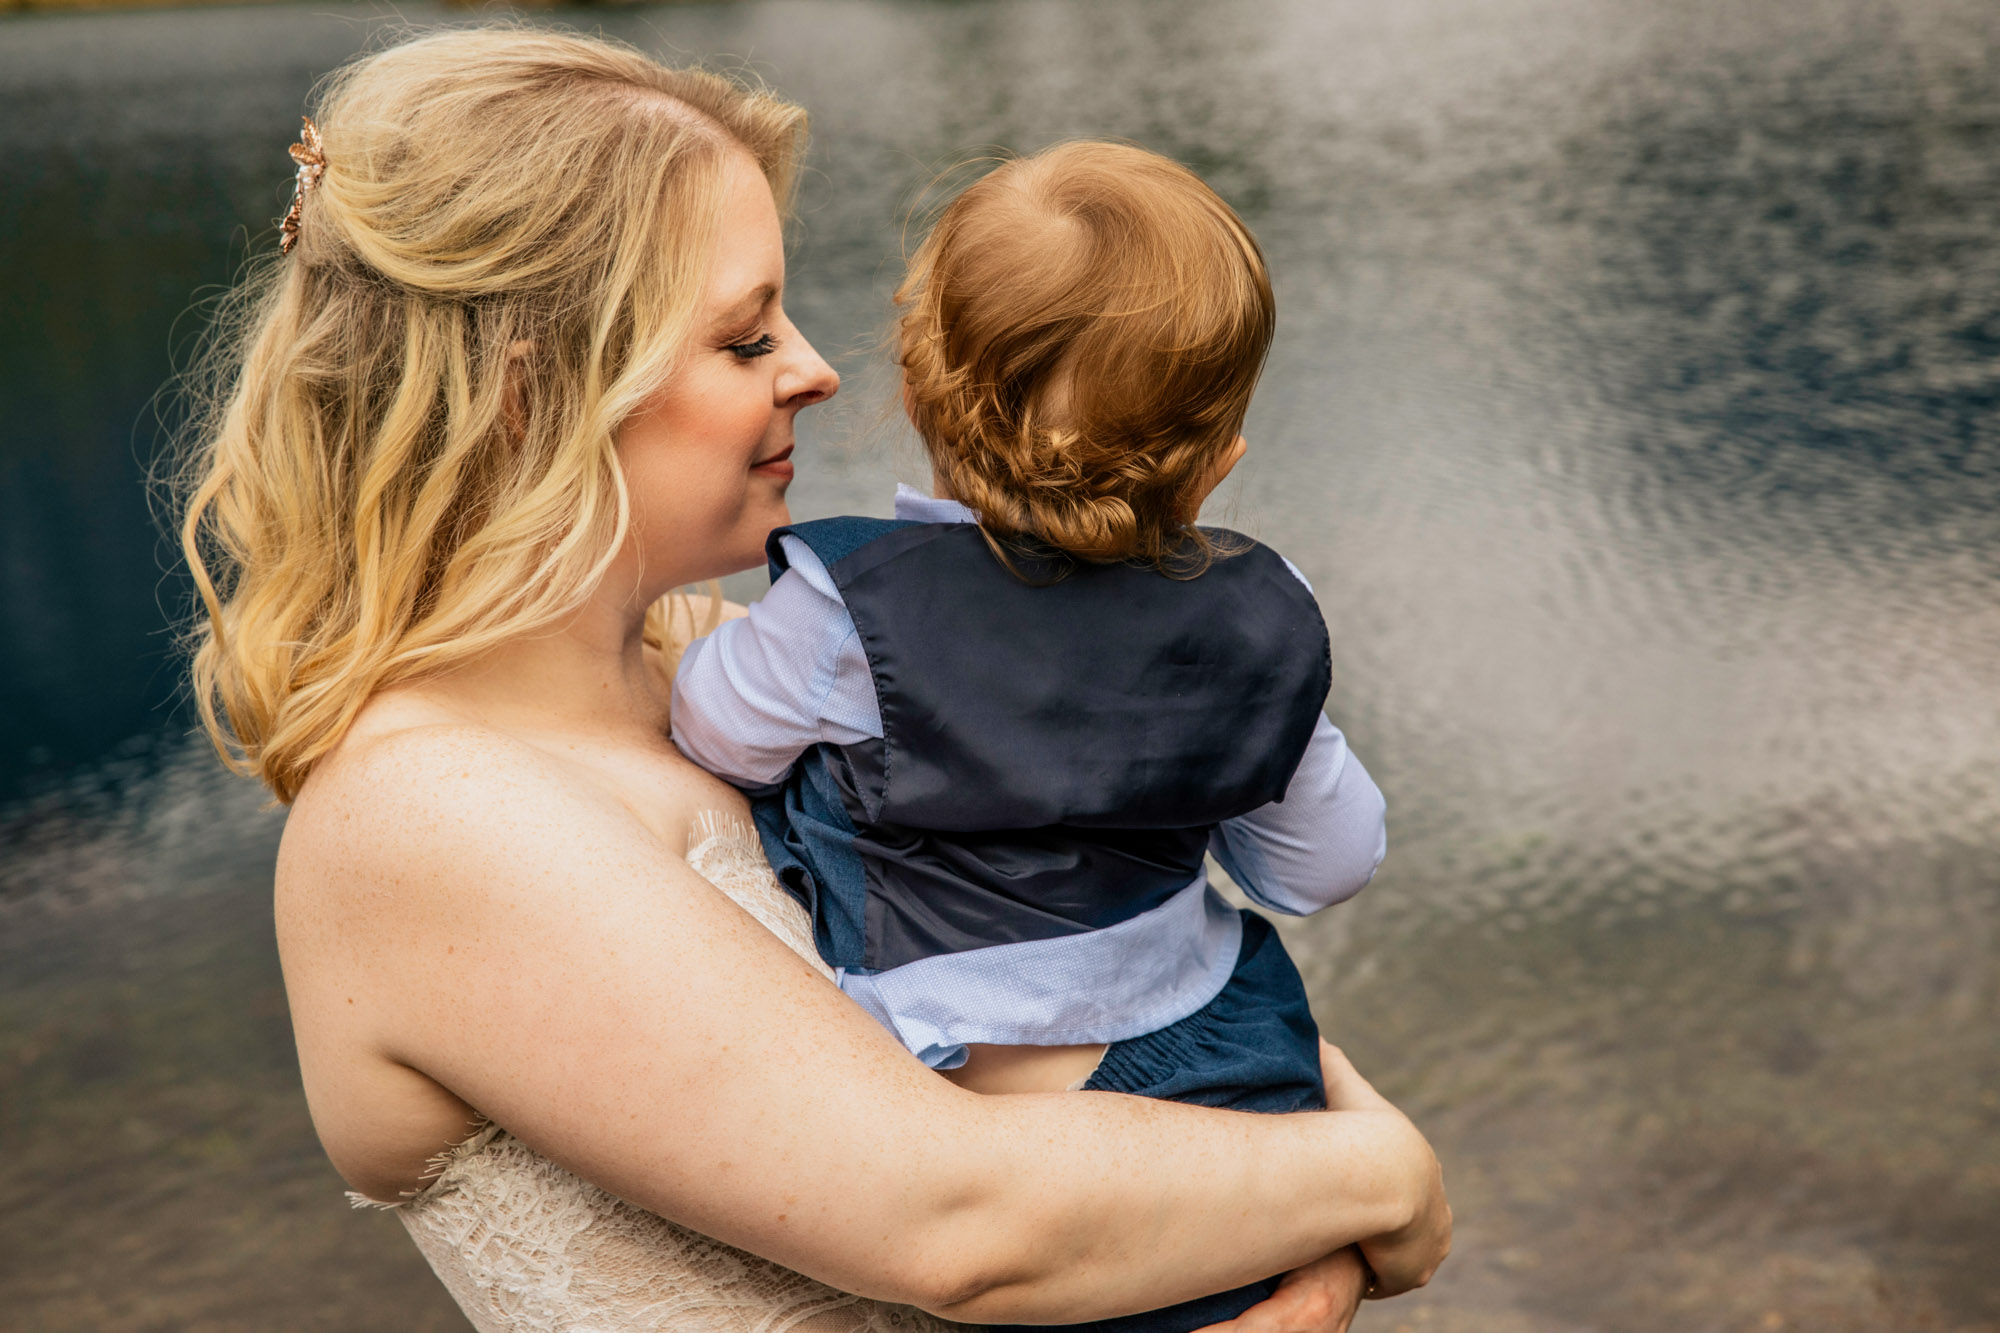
[
  {"left": 1192, "top": 1246, "right": 1366, "bottom": 1333},
  {"left": 1359, "top": 1189, "right": 1452, "bottom": 1298},
  {"left": 1316, "top": 1040, "right": 1452, "bottom": 1297},
  {"left": 1317, "top": 1040, "right": 1391, "bottom": 1113}
]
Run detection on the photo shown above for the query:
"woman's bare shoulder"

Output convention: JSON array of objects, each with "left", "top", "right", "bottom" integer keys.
[
  {"left": 278, "top": 705, "right": 654, "bottom": 931},
  {"left": 310, "top": 715, "right": 576, "bottom": 806},
  {"left": 274, "top": 705, "right": 723, "bottom": 1199},
  {"left": 294, "top": 715, "right": 586, "bottom": 830}
]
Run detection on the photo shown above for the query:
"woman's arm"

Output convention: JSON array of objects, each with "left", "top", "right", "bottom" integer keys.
[
  {"left": 1192, "top": 1046, "right": 1451, "bottom": 1333},
  {"left": 279, "top": 725, "right": 1446, "bottom": 1324}
]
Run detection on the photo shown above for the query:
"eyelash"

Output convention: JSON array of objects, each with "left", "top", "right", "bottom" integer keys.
[{"left": 726, "top": 333, "right": 778, "bottom": 360}]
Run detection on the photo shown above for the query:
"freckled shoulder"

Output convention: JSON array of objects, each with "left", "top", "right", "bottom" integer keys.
[
  {"left": 278, "top": 724, "right": 643, "bottom": 928},
  {"left": 274, "top": 722, "right": 616, "bottom": 1198},
  {"left": 273, "top": 716, "right": 745, "bottom": 1195}
]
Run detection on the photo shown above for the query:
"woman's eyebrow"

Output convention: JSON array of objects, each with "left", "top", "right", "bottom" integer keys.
[{"left": 713, "top": 283, "right": 779, "bottom": 327}]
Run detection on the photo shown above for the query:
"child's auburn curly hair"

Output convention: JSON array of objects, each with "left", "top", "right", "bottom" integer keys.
[{"left": 896, "top": 140, "right": 1275, "bottom": 574}]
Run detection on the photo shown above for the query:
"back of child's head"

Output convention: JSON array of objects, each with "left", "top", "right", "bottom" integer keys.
[{"left": 896, "top": 140, "right": 1275, "bottom": 572}]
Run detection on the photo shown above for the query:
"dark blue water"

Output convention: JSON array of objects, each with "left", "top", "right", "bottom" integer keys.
[{"left": 3, "top": 2, "right": 1997, "bottom": 1330}]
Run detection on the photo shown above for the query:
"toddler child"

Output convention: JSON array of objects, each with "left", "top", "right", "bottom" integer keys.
[{"left": 671, "top": 141, "right": 1388, "bottom": 1333}]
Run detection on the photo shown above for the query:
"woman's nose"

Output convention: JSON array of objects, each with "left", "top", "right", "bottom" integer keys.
[{"left": 779, "top": 333, "right": 839, "bottom": 408}]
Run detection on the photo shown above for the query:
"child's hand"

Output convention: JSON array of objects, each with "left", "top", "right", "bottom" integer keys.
[{"left": 1191, "top": 1246, "right": 1368, "bottom": 1333}]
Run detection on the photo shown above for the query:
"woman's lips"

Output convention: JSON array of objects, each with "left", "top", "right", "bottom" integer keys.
[{"left": 752, "top": 446, "right": 794, "bottom": 482}]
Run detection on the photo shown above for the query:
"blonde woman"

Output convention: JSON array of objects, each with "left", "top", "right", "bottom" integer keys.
[{"left": 179, "top": 28, "right": 1449, "bottom": 1333}]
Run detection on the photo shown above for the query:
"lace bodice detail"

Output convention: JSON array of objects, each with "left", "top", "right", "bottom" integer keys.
[{"left": 370, "top": 815, "right": 962, "bottom": 1333}]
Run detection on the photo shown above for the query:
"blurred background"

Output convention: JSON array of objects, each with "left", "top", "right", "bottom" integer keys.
[{"left": 2, "top": 0, "right": 1997, "bottom": 1329}]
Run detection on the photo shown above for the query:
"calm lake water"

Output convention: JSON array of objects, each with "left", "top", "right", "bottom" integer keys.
[{"left": 3, "top": 0, "right": 1998, "bottom": 1329}]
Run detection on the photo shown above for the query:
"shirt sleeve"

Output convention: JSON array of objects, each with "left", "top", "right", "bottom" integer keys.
[
  {"left": 1209, "top": 713, "right": 1388, "bottom": 916},
  {"left": 669, "top": 535, "right": 883, "bottom": 788}
]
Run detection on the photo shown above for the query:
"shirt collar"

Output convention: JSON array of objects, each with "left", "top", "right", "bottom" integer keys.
[{"left": 893, "top": 483, "right": 979, "bottom": 525}]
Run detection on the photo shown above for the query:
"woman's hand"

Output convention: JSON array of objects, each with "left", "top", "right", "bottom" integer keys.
[
  {"left": 1195, "top": 1247, "right": 1369, "bottom": 1333},
  {"left": 1196, "top": 1044, "right": 1449, "bottom": 1332},
  {"left": 1318, "top": 1042, "right": 1452, "bottom": 1298}
]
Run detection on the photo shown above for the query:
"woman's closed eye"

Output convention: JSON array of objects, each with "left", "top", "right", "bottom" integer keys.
[{"left": 726, "top": 333, "right": 778, "bottom": 360}]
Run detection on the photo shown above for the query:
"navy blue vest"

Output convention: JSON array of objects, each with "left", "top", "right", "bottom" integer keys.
[{"left": 749, "top": 519, "right": 1332, "bottom": 975}]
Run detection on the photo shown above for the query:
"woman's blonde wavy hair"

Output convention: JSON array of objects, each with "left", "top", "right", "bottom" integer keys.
[
  {"left": 896, "top": 140, "right": 1275, "bottom": 575},
  {"left": 175, "top": 26, "right": 806, "bottom": 803}
]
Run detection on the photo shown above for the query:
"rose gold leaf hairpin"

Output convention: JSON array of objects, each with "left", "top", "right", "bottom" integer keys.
[{"left": 280, "top": 116, "right": 326, "bottom": 256}]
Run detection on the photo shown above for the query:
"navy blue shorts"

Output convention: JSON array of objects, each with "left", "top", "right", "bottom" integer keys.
[{"left": 992, "top": 911, "right": 1326, "bottom": 1333}]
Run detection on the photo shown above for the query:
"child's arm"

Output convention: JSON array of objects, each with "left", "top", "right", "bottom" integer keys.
[
  {"left": 669, "top": 537, "right": 881, "bottom": 787},
  {"left": 1210, "top": 714, "right": 1387, "bottom": 915},
  {"left": 1209, "top": 553, "right": 1388, "bottom": 915}
]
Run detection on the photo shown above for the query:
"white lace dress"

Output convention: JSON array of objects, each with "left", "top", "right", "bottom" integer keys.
[{"left": 359, "top": 815, "right": 965, "bottom": 1333}]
